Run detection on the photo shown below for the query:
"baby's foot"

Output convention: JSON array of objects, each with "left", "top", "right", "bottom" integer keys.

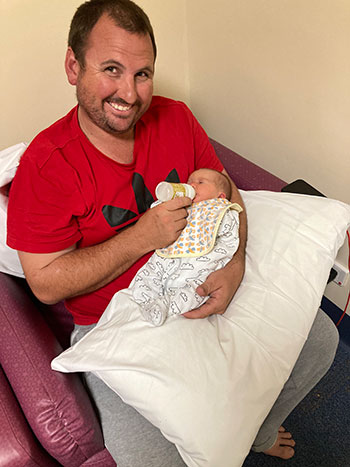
[
  {"left": 263, "top": 426, "right": 295, "bottom": 459},
  {"left": 141, "top": 302, "right": 167, "bottom": 326}
]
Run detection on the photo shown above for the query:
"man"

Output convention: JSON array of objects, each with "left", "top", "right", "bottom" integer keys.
[{"left": 7, "top": 1, "right": 338, "bottom": 465}]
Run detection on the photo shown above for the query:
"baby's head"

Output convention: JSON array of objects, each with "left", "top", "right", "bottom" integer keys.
[{"left": 187, "top": 168, "right": 232, "bottom": 203}]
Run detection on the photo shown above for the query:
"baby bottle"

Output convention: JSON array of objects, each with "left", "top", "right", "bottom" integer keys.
[{"left": 155, "top": 182, "right": 196, "bottom": 202}]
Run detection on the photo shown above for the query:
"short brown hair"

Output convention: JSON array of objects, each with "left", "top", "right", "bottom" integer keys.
[{"left": 68, "top": 0, "right": 157, "bottom": 67}]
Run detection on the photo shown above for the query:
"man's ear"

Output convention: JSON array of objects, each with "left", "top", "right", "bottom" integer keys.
[{"left": 65, "top": 47, "right": 81, "bottom": 85}]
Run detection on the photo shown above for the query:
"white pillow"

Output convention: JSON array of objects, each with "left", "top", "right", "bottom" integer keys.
[
  {"left": 0, "top": 194, "right": 24, "bottom": 277},
  {"left": 0, "top": 142, "right": 27, "bottom": 187},
  {"left": 0, "top": 143, "right": 27, "bottom": 277},
  {"left": 52, "top": 190, "right": 350, "bottom": 467}
]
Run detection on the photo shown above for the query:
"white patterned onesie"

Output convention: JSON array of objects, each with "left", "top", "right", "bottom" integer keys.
[{"left": 130, "top": 198, "right": 242, "bottom": 326}]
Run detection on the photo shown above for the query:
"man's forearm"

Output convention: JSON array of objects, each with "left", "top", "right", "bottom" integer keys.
[
  {"left": 234, "top": 207, "right": 247, "bottom": 262},
  {"left": 227, "top": 174, "right": 247, "bottom": 262},
  {"left": 22, "top": 225, "right": 150, "bottom": 304}
]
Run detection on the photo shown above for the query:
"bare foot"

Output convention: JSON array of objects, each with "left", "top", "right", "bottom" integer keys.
[{"left": 263, "top": 426, "right": 295, "bottom": 459}]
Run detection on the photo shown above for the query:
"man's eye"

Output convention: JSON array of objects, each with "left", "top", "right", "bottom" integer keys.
[
  {"left": 105, "top": 66, "right": 119, "bottom": 75},
  {"left": 136, "top": 71, "right": 151, "bottom": 81}
]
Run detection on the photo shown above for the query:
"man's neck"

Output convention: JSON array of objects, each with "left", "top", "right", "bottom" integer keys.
[{"left": 78, "top": 109, "right": 135, "bottom": 164}]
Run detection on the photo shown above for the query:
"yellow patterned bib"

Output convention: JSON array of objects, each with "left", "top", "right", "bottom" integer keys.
[{"left": 156, "top": 198, "right": 243, "bottom": 258}]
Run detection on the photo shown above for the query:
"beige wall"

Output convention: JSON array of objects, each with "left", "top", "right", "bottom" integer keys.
[
  {"left": 187, "top": 0, "right": 350, "bottom": 205},
  {"left": 0, "top": 0, "right": 81, "bottom": 147},
  {"left": 1, "top": 0, "right": 349, "bottom": 310}
]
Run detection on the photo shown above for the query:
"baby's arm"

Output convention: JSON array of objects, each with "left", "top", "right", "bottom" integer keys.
[{"left": 216, "top": 209, "right": 240, "bottom": 252}]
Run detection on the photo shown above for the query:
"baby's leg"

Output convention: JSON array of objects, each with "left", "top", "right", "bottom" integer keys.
[
  {"left": 139, "top": 298, "right": 168, "bottom": 327},
  {"left": 131, "top": 255, "right": 183, "bottom": 325}
]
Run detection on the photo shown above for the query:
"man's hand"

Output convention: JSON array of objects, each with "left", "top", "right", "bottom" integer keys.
[
  {"left": 133, "top": 196, "right": 192, "bottom": 251},
  {"left": 183, "top": 254, "right": 245, "bottom": 319}
]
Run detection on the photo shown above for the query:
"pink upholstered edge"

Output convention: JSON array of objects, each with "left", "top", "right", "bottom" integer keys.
[
  {"left": 80, "top": 448, "right": 117, "bottom": 466},
  {"left": 0, "top": 366, "right": 59, "bottom": 467},
  {"left": 210, "top": 139, "right": 286, "bottom": 191},
  {"left": 0, "top": 273, "right": 116, "bottom": 467}
]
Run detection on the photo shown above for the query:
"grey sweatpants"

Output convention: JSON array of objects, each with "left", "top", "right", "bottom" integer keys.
[{"left": 71, "top": 308, "right": 338, "bottom": 466}]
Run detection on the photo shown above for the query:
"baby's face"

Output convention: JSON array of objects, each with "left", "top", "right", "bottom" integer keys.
[{"left": 187, "top": 169, "right": 225, "bottom": 203}]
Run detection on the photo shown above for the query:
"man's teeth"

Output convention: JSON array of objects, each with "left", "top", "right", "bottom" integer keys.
[{"left": 109, "top": 102, "right": 132, "bottom": 111}]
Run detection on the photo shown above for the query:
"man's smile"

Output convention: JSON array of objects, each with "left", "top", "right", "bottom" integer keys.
[{"left": 108, "top": 101, "right": 133, "bottom": 112}]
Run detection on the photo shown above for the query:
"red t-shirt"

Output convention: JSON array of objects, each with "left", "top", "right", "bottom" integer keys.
[{"left": 7, "top": 96, "right": 223, "bottom": 324}]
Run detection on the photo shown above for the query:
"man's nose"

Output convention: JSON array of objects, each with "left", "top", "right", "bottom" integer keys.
[{"left": 118, "top": 75, "right": 137, "bottom": 104}]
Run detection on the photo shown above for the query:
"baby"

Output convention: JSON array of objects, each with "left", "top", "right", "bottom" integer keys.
[{"left": 130, "top": 168, "right": 243, "bottom": 326}]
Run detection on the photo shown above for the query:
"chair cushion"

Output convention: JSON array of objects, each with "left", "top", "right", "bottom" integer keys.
[{"left": 0, "top": 272, "right": 115, "bottom": 466}]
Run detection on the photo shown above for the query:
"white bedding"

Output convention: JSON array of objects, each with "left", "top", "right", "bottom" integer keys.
[
  {"left": 0, "top": 143, "right": 27, "bottom": 277},
  {"left": 52, "top": 190, "right": 350, "bottom": 467}
]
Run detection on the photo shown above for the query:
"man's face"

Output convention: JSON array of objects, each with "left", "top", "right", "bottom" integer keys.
[
  {"left": 187, "top": 169, "right": 226, "bottom": 203},
  {"left": 74, "top": 14, "right": 154, "bottom": 138}
]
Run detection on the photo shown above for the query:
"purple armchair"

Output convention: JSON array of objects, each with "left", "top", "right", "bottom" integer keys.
[{"left": 0, "top": 140, "right": 285, "bottom": 466}]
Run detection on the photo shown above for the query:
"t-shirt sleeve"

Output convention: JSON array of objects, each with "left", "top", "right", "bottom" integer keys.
[{"left": 7, "top": 149, "right": 85, "bottom": 253}]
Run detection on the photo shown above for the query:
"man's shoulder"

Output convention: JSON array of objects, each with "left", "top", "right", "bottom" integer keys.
[
  {"left": 22, "top": 107, "right": 79, "bottom": 168},
  {"left": 145, "top": 96, "right": 192, "bottom": 120},
  {"left": 149, "top": 95, "right": 186, "bottom": 108}
]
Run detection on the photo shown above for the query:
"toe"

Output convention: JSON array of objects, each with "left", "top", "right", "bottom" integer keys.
[{"left": 263, "top": 427, "right": 296, "bottom": 460}]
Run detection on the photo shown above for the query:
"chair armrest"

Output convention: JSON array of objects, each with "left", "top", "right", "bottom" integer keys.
[
  {"left": 0, "top": 366, "right": 59, "bottom": 466},
  {"left": 210, "top": 139, "right": 286, "bottom": 191},
  {"left": 0, "top": 272, "right": 116, "bottom": 466}
]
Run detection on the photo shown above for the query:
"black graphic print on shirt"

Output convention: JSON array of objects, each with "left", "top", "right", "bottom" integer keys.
[{"left": 102, "top": 169, "right": 180, "bottom": 231}]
